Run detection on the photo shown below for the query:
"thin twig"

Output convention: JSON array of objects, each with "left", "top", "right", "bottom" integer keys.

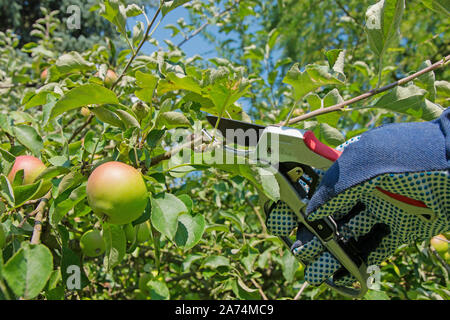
[
  {"left": 149, "top": 135, "right": 203, "bottom": 168},
  {"left": 68, "top": 114, "right": 94, "bottom": 143},
  {"left": 336, "top": 0, "right": 359, "bottom": 23},
  {"left": 245, "top": 197, "right": 268, "bottom": 235},
  {"left": 293, "top": 281, "right": 309, "bottom": 300},
  {"left": 30, "top": 192, "right": 51, "bottom": 245},
  {"left": 429, "top": 247, "right": 450, "bottom": 274},
  {"left": 250, "top": 278, "right": 269, "bottom": 300},
  {"left": 111, "top": 7, "right": 162, "bottom": 90},
  {"left": 177, "top": 3, "right": 237, "bottom": 48},
  {"left": 280, "top": 54, "right": 450, "bottom": 126}
]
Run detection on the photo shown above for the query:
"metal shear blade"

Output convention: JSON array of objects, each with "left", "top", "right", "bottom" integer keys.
[{"left": 206, "top": 115, "right": 266, "bottom": 147}]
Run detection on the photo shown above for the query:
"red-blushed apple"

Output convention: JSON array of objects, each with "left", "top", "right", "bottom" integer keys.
[
  {"left": 7, "top": 155, "right": 51, "bottom": 199},
  {"left": 80, "top": 230, "right": 106, "bottom": 257},
  {"left": 104, "top": 69, "right": 118, "bottom": 88},
  {"left": 40, "top": 68, "right": 48, "bottom": 82},
  {"left": 86, "top": 161, "right": 148, "bottom": 225},
  {"left": 95, "top": 69, "right": 118, "bottom": 88}
]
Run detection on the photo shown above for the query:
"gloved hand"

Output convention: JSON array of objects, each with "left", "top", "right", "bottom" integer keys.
[{"left": 267, "top": 107, "right": 450, "bottom": 287}]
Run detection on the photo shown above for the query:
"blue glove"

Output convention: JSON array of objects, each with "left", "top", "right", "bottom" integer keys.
[{"left": 267, "top": 107, "right": 450, "bottom": 286}]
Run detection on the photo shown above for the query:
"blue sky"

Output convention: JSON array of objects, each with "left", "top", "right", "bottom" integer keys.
[{"left": 131, "top": 5, "right": 220, "bottom": 59}]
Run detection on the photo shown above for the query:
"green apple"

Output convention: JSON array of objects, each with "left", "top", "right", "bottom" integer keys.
[
  {"left": 430, "top": 234, "right": 448, "bottom": 254},
  {"left": 124, "top": 223, "right": 136, "bottom": 243},
  {"left": 8, "top": 155, "right": 52, "bottom": 199},
  {"left": 0, "top": 223, "right": 6, "bottom": 249},
  {"left": 86, "top": 161, "right": 148, "bottom": 225},
  {"left": 136, "top": 221, "right": 151, "bottom": 244},
  {"left": 80, "top": 230, "right": 106, "bottom": 257}
]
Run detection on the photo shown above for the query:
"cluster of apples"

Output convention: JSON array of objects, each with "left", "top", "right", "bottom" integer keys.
[{"left": 3, "top": 155, "right": 152, "bottom": 257}]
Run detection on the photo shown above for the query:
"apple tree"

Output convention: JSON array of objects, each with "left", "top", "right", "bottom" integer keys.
[{"left": 0, "top": 0, "right": 449, "bottom": 300}]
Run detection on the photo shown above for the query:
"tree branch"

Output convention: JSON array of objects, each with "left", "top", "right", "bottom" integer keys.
[
  {"left": 177, "top": 3, "right": 237, "bottom": 48},
  {"left": 293, "top": 281, "right": 309, "bottom": 300},
  {"left": 280, "top": 54, "right": 450, "bottom": 126},
  {"left": 245, "top": 197, "right": 268, "bottom": 235},
  {"left": 250, "top": 278, "right": 269, "bottom": 300},
  {"left": 148, "top": 135, "right": 203, "bottom": 168},
  {"left": 111, "top": 7, "right": 162, "bottom": 90},
  {"left": 68, "top": 114, "right": 94, "bottom": 143},
  {"left": 30, "top": 192, "right": 51, "bottom": 245}
]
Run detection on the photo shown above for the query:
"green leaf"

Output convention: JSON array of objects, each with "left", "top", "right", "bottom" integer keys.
[
  {"left": 3, "top": 243, "right": 53, "bottom": 299},
  {"left": 115, "top": 109, "right": 140, "bottom": 129},
  {"left": 283, "top": 63, "right": 345, "bottom": 102},
  {"left": 203, "top": 255, "right": 230, "bottom": 268},
  {"left": 135, "top": 71, "right": 158, "bottom": 103},
  {"left": 435, "top": 80, "right": 450, "bottom": 97},
  {"left": 0, "top": 174, "right": 15, "bottom": 207},
  {"left": 177, "top": 194, "right": 193, "bottom": 214},
  {"left": 374, "top": 85, "right": 443, "bottom": 120},
  {"left": 150, "top": 193, "right": 188, "bottom": 241},
  {"left": 0, "top": 147, "right": 15, "bottom": 163},
  {"left": 281, "top": 249, "right": 298, "bottom": 283},
  {"left": 182, "top": 254, "right": 203, "bottom": 272},
  {"left": 220, "top": 211, "right": 244, "bottom": 233},
  {"left": 232, "top": 278, "right": 261, "bottom": 300},
  {"left": 49, "top": 185, "right": 86, "bottom": 227},
  {"left": 100, "top": 0, "right": 127, "bottom": 35},
  {"left": 174, "top": 213, "right": 205, "bottom": 250},
  {"left": 12, "top": 125, "right": 43, "bottom": 156},
  {"left": 304, "top": 121, "right": 345, "bottom": 147},
  {"left": 325, "top": 49, "right": 345, "bottom": 74},
  {"left": 157, "top": 72, "right": 202, "bottom": 96},
  {"left": 364, "top": 289, "right": 390, "bottom": 300},
  {"left": 160, "top": 111, "right": 190, "bottom": 128},
  {"left": 365, "top": 0, "right": 405, "bottom": 57},
  {"left": 103, "top": 223, "right": 127, "bottom": 271},
  {"left": 91, "top": 106, "right": 124, "bottom": 129},
  {"left": 56, "top": 171, "right": 85, "bottom": 198},
  {"left": 416, "top": 60, "right": 436, "bottom": 102},
  {"left": 23, "top": 91, "right": 59, "bottom": 110},
  {"left": 60, "top": 247, "right": 89, "bottom": 290},
  {"left": 420, "top": 0, "right": 450, "bottom": 16},
  {"left": 147, "top": 280, "right": 170, "bottom": 300},
  {"left": 267, "top": 28, "right": 280, "bottom": 50},
  {"left": 306, "top": 89, "right": 344, "bottom": 127},
  {"left": 13, "top": 180, "right": 43, "bottom": 207},
  {"left": 161, "top": 0, "right": 191, "bottom": 17},
  {"left": 257, "top": 167, "right": 280, "bottom": 202},
  {"left": 54, "top": 52, "right": 95, "bottom": 75},
  {"left": 50, "top": 84, "right": 119, "bottom": 119},
  {"left": 241, "top": 246, "right": 259, "bottom": 273},
  {"left": 126, "top": 4, "right": 144, "bottom": 17},
  {"left": 146, "top": 129, "right": 166, "bottom": 148}
]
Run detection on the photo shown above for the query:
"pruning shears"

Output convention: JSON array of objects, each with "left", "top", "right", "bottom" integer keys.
[{"left": 203, "top": 116, "right": 369, "bottom": 299}]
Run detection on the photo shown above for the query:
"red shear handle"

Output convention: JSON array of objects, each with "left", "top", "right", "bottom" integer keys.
[{"left": 304, "top": 131, "right": 342, "bottom": 162}]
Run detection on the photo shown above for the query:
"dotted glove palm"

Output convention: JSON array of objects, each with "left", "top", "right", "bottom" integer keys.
[{"left": 267, "top": 108, "right": 450, "bottom": 287}]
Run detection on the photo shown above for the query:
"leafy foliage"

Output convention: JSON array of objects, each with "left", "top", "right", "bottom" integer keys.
[{"left": 0, "top": 0, "right": 448, "bottom": 301}]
